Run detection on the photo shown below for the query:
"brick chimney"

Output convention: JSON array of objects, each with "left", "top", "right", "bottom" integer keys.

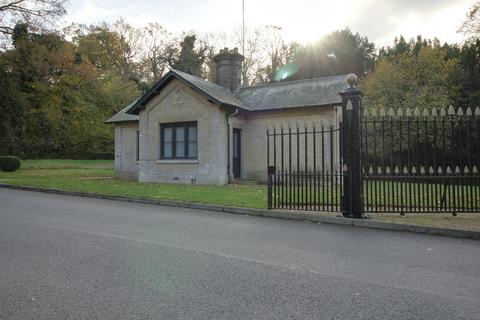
[{"left": 213, "top": 47, "right": 244, "bottom": 92}]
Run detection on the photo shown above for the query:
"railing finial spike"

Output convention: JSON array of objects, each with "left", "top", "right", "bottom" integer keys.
[
  {"left": 405, "top": 108, "right": 412, "bottom": 116},
  {"left": 431, "top": 107, "right": 438, "bottom": 117},
  {"left": 457, "top": 107, "right": 464, "bottom": 116},
  {"left": 448, "top": 105, "right": 455, "bottom": 115},
  {"left": 380, "top": 107, "right": 386, "bottom": 116},
  {"left": 397, "top": 108, "right": 403, "bottom": 116},
  {"left": 423, "top": 108, "right": 429, "bottom": 117},
  {"left": 466, "top": 106, "right": 472, "bottom": 116},
  {"left": 388, "top": 107, "right": 395, "bottom": 116},
  {"left": 475, "top": 107, "right": 480, "bottom": 116},
  {"left": 440, "top": 107, "right": 447, "bottom": 116},
  {"left": 414, "top": 107, "right": 420, "bottom": 116}
]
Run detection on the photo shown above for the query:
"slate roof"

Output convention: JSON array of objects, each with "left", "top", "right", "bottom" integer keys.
[
  {"left": 236, "top": 74, "right": 347, "bottom": 111},
  {"left": 104, "top": 99, "right": 139, "bottom": 123},
  {"left": 170, "top": 69, "right": 244, "bottom": 109},
  {"left": 126, "top": 69, "right": 246, "bottom": 115},
  {"left": 107, "top": 69, "right": 348, "bottom": 123}
]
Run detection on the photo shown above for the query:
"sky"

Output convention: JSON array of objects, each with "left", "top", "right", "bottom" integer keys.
[{"left": 63, "top": 0, "right": 474, "bottom": 47}]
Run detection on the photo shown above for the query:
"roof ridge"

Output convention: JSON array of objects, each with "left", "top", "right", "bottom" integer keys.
[
  {"left": 238, "top": 74, "right": 349, "bottom": 91},
  {"left": 170, "top": 68, "right": 235, "bottom": 92},
  {"left": 170, "top": 68, "right": 206, "bottom": 81}
]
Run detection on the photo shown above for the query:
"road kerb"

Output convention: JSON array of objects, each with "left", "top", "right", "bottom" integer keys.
[{"left": 0, "top": 183, "right": 478, "bottom": 240}]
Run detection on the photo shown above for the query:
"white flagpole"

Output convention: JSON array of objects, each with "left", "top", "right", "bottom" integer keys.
[{"left": 242, "top": 0, "right": 245, "bottom": 56}]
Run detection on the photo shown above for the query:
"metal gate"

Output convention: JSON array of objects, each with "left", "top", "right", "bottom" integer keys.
[{"left": 267, "top": 78, "right": 480, "bottom": 216}]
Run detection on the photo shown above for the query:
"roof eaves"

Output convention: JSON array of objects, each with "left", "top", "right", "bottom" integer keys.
[{"left": 104, "top": 118, "right": 139, "bottom": 124}]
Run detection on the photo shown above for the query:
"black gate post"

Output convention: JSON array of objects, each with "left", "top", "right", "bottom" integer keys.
[{"left": 339, "top": 74, "right": 365, "bottom": 218}]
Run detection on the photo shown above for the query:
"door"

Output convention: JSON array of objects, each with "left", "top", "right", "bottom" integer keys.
[{"left": 233, "top": 129, "right": 241, "bottom": 179}]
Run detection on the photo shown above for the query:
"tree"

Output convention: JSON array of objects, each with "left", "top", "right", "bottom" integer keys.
[
  {"left": 232, "top": 26, "right": 266, "bottom": 86},
  {"left": 379, "top": 35, "right": 442, "bottom": 59},
  {"left": 172, "top": 34, "right": 206, "bottom": 77},
  {"left": 459, "top": 1, "right": 480, "bottom": 38},
  {"left": 455, "top": 39, "right": 480, "bottom": 108},
  {"left": 139, "top": 22, "right": 177, "bottom": 86},
  {"left": 362, "top": 45, "right": 462, "bottom": 112},
  {"left": 0, "top": 23, "right": 140, "bottom": 158},
  {"left": 289, "top": 28, "right": 375, "bottom": 80},
  {"left": 0, "top": 0, "right": 66, "bottom": 44},
  {"left": 257, "top": 25, "right": 301, "bottom": 83}
]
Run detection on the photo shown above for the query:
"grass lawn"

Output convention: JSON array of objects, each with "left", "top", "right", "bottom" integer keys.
[
  {"left": 1, "top": 159, "right": 479, "bottom": 231},
  {"left": 0, "top": 159, "right": 268, "bottom": 209}
]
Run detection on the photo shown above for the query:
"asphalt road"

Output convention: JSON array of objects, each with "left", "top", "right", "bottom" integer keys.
[{"left": 0, "top": 189, "right": 479, "bottom": 320}]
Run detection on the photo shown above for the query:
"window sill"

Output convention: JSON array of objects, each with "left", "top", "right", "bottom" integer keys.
[{"left": 156, "top": 159, "right": 198, "bottom": 164}]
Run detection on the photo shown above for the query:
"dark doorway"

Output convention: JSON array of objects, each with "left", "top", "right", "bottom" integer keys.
[{"left": 233, "top": 129, "right": 241, "bottom": 179}]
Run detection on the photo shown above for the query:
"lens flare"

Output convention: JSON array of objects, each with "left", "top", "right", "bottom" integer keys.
[{"left": 274, "top": 62, "right": 301, "bottom": 82}]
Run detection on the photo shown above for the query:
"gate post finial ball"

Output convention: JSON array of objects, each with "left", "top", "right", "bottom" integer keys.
[{"left": 346, "top": 73, "right": 358, "bottom": 87}]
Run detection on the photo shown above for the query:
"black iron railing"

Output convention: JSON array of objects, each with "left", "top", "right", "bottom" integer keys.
[
  {"left": 267, "top": 124, "right": 343, "bottom": 211},
  {"left": 361, "top": 106, "right": 480, "bottom": 213}
]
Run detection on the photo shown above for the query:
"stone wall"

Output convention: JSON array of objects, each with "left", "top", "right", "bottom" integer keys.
[
  {"left": 241, "top": 106, "right": 341, "bottom": 181},
  {"left": 138, "top": 79, "right": 229, "bottom": 185}
]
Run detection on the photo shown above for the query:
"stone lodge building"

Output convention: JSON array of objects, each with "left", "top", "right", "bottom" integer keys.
[{"left": 106, "top": 47, "right": 346, "bottom": 184}]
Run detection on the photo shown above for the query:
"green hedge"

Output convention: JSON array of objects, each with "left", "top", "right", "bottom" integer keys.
[{"left": 0, "top": 156, "right": 21, "bottom": 172}]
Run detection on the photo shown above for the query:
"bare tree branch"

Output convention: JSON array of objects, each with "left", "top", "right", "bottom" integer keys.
[{"left": 0, "top": 0, "right": 67, "bottom": 37}]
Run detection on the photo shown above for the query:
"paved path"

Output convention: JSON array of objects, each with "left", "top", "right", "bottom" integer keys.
[{"left": 0, "top": 189, "right": 479, "bottom": 319}]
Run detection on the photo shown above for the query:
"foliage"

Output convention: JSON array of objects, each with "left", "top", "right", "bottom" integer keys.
[
  {"left": 1, "top": 3, "right": 479, "bottom": 160},
  {"left": 362, "top": 45, "right": 462, "bottom": 111},
  {"left": 0, "top": 23, "right": 140, "bottom": 159},
  {"left": 287, "top": 28, "right": 376, "bottom": 80},
  {"left": 0, "top": 155, "right": 21, "bottom": 171},
  {"left": 172, "top": 34, "right": 206, "bottom": 77},
  {"left": 0, "top": 0, "right": 66, "bottom": 45},
  {"left": 459, "top": 1, "right": 480, "bottom": 38}
]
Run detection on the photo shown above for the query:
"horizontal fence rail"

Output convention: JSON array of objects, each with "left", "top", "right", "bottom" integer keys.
[
  {"left": 267, "top": 123, "right": 344, "bottom": 211},
  {"left": 361, "top": 106, "right": 480, "bottom": 213}
]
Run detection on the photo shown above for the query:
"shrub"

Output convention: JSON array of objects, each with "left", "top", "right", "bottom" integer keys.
[{"left": 0, "top": 156, "right": 21, "bottom": 172}]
